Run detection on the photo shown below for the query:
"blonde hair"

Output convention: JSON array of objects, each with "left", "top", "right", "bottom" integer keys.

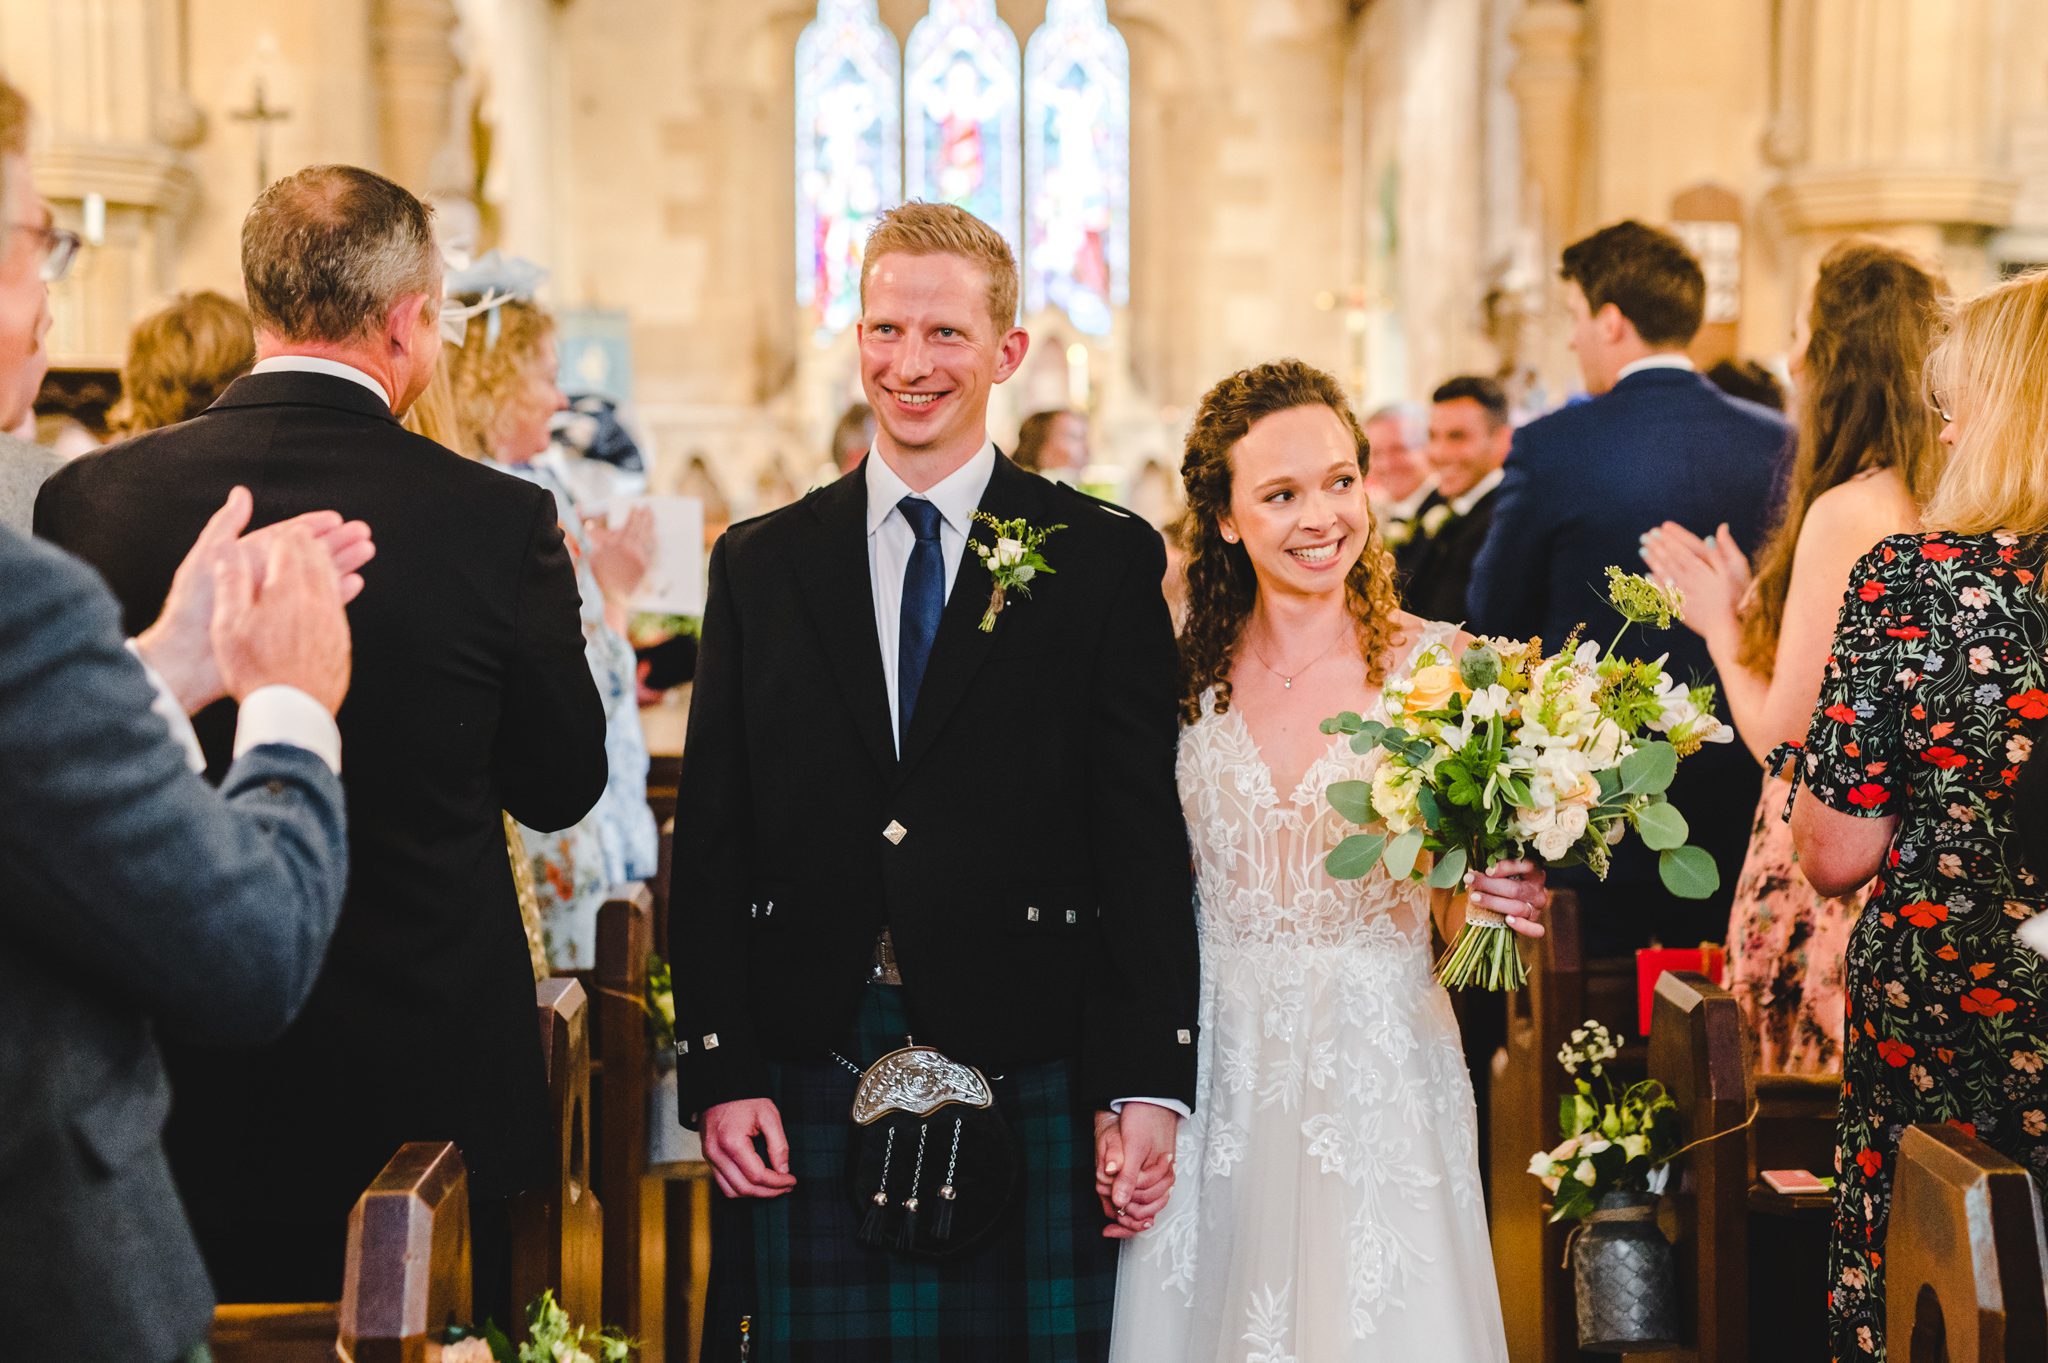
[
  {"left": 860, "top": 201, "right": 1018, "bottom": 334},
  {"left": 445, "top": 298, "right": 556, "bottom": 460},
  {"left": 0, "top": 79, "right": 30, "bottom": 249},
  {"left": 109, "top": 291, "right": 256, "bottom": 435},
  {"left": 1923, "top": 268, "right": 2048, "bottom": 538},
  {"left": 401, "top": 356, "right": 460, "bottom": 450}
]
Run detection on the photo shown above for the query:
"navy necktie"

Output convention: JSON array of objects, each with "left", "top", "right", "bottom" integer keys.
[{"left": 897, "top": 496, "right": 945, "bottom": 743}]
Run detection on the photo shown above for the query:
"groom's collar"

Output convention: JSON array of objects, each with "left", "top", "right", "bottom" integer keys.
[{"left": 862, "top": 440, "right": 998, "bottom": 538}]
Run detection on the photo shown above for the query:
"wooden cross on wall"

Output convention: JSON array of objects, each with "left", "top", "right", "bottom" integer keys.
[{"left": 231, "top": 78, "right": 292, "bottom": 196}]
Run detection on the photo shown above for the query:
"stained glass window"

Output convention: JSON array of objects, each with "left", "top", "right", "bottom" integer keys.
[
  {"left": 905, "top": 0, "right": 1023, "bottom": 266},
  {"left": 796, "top": 0, "right": 901, "bottom": 339},
  {"left": 1024, "top": 0, "right": 1128, "bottom": 335}
]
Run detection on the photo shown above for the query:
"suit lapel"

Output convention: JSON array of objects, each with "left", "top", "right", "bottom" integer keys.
[
  {"left": 795, "top": 471, "right": 898, "bottom": 777},
  {"left": 897, "top": 454, "right": 1044, "bottom": 777}
]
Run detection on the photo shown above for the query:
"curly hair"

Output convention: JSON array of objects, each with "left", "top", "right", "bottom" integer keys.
[
  {"left": 445, "top": 298, "right": 557, "bottom": 460},
  {"left": 109, "top": 291, "right": 255, "bottom": 435},
  {"left": 1176, "top": 359, "right": 1404, "bottom": 724}
]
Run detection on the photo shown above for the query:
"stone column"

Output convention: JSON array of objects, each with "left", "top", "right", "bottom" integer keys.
[
  {"left": 372, "top": 0, "right": 461, "bottom": 196},
  {"left": 1765, "top": 0, "right": 2018, "bottom": 294},
  {"left": 1506, "top": 0, "right": 1587, "bottom": 399}
]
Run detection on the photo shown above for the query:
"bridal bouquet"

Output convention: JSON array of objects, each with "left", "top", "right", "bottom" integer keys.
[{"left": 1321, "top": 569, "right": 1733, "bottom": 990}]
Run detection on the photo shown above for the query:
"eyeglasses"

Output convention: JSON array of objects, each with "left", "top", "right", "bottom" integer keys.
[
  {"left": 1927, "top": 389, "right": 1955, "bottom": 425},
  {"left": 11, "top": 222, "right": 81, "bottom": 283}
]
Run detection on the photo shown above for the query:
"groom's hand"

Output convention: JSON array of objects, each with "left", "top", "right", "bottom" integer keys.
[
  {"left": 1103, "top": 1101, "right": 1179, "bottom": 1237},
  {"left": 702, "top": 1098, "right": 798, "bottom": 1199}
]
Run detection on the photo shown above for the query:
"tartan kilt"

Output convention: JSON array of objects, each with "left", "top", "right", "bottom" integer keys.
[{"left": 700, "top": 985, "right": 1116, "bottom": 1362}]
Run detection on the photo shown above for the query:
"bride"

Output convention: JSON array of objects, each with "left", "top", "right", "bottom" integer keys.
[{"left": 1105, "top": 360, "right": 1547, "bottom": 1362}]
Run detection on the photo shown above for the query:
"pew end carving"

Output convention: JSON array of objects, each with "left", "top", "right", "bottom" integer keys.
[{"left": 512, "top": 977, "right": 604, "bottom": 1333}]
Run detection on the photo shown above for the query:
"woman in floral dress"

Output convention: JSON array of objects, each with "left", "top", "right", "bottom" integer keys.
[
  {"left": 1786, "top": 268, "right": 2048, "bottom": 1360},
  {"left": 1642, "top": 241, "right": 1945, "bottom": 1074}
]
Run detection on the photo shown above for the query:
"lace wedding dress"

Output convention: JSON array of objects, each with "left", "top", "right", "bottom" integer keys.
[{"left": 1109, "top": 624, "right": 1509, "bottom": 1362}]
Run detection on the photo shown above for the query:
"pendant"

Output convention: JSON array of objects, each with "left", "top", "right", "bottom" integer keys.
[{"left": 1283, "top": 677, "right": 1293, "bottom": 689}]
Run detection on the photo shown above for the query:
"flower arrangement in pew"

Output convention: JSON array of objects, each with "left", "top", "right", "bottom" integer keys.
[
  {"left": 645, "top": 952, "right": 676, "bottom": 1061},
  {"left": 442, "top": 1289, "right": 635, "bottom": 1362},
  {"left": 1527, "top": 1020, "right": 1678, "bottom": 1222},
  {"left": 1321, "top": 569, "right": 1735, "bottom": 990}
]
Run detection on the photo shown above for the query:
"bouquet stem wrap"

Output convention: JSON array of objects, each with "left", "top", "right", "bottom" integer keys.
[{"left": 1436, "top": 889, "right": 1528, "bottom": 992}]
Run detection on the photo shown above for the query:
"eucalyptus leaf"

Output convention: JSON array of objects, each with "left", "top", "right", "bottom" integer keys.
[
  {"left": 1636, "top": 800, "right": 1690, "bottom": 851},
  {"left": 1326, "top": 832, "right": 1387, "bottom": 880},
  {"left": 1619, "top": 741, "right": 1678, "bottom": 795},
  {"left": 1658, "top": 844, "right": 1721, "bottom": 899},
  {"left": 1327, "top": 779, "right": 1376, "bottom": 826},
  {"left": 1417, "top": 784, "right": 1443, "bottom": 827},
  {"left": 1321, "top": 711, "right": 1364, "bottom": 735},
  {"left": 1384, "top": 828, "right": 1426, "bottom": 880},
  {"left": 1428, "top": 843, "right": 1469, "bottom": 890}
]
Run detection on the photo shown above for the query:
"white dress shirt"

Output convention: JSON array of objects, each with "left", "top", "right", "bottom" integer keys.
[
  {"left": 1448, "top": 466, "right": 1505, "bottom": 517},
  {"left": 864, "top": 440, "right": 998, "bottom": 755},
  {"left": 250, "top": 354, "right": 393, "bottom": 409},
  {"left": 1376, "top": 479, "right": 1438, "bottom": 526},
  {"left": 127, "top": 641, "right": 341, "bottom": 775},
  {"left": 861, "top": 440, "right": 1184, "bottom": 1120},
  {"left": 1615, "top": 353, "right": 1696, "bottom": 382}
]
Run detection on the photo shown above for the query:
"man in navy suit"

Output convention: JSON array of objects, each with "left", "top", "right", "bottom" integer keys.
[{"left": 1468, "top": 220, "right": 1789, "bottom": 951}]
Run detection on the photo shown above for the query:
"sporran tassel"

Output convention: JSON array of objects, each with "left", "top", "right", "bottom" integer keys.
[
  {"left": 931, "top": 1117, "right": 963, "bottom": 1242},
  {"left": 896, "top": 1122, "right": 932, "bottom": 1249},
  {"left": 858, "top": 1125, "right": 898, "bottom": 1248}
]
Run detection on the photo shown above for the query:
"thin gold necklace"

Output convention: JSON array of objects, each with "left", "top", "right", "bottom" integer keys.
[{"left": 1245, "top": 625, "right": 1352, "bottom": 690}]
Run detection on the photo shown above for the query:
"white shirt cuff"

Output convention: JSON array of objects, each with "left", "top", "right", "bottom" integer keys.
[
  {"left": 126, "top": 639, "right": 206, "bottom": 772},
  {"left": 234, "top": 685, "right": 342, "bottom": 775},
  {"left": 1109, "top": 1097, "right": 1191, "bottom": 1119}
]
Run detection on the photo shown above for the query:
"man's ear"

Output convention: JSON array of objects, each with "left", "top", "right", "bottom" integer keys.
[
  {"left": 992, "top": 325, "right": 1031, "bottom": 383},
  {"left": 385, "top": 292, "right": 433, "bottom": 353},
  {"left": 1597, "top": 301, "right": 1633, "bottom": 348}
]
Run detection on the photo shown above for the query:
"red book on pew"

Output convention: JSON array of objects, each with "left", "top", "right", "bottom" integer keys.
[{"left": 1636, "top": 946, "right": 1727, "bottom": 1035}]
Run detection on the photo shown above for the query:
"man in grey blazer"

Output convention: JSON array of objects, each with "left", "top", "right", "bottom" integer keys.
[{"left": 0, "top": 76, "right": 362, "bottom": 1363}]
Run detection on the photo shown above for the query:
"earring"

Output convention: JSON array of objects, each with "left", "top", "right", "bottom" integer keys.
[{"left": 1222, "top": 530, "right": 1238, "bottom": 543}]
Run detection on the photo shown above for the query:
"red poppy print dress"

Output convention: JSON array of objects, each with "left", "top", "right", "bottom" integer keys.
[{"left": 1784, "top": 531, "right": 2048, "bottom": 1361}]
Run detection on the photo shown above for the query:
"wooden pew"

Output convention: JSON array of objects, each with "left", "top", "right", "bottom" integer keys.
[
  {"left": 591, "top": 890, "right": 668, "bottom": 1361},
  {"left": 210, "top": 1141, "right": 472, "bottom": 1363},
  {"left": 1887, "top": 1123, "right": 2048, "bottom": 1363},
  {"left": 1489, "top": 889, "right": 1644, "bottom": 1362},
  {"left": 512, "top": 977, "right": 604, "bottom": 1331},
  {"left": 1639, "top": 970, "right": 1837, "bottom": 1363}
]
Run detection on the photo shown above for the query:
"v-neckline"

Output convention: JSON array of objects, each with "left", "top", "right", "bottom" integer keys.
[{"left": 1226, "top": 626, "right": 1439, "bottom": 808}]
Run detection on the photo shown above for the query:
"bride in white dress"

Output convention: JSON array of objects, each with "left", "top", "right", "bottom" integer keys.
[{"left": 1106, "top": 361, "right": 1547, "bottom": 1363}]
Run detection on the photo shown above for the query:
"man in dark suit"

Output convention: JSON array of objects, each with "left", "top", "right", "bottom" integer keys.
[
  {"left": 1468, "top": 220, "right": 1789, "bottom": 951},
  {"left": 1402, "top": 375, "right": 1511, "bottom": 622},
  {"left": 36, "top": 164, "right": 606, "bottom": 1315},
  {"left": 0, "top": 78, "right": 363, "bottom": 1361},
  {"left": 673, "top": 203, "right": 1198, "bottom": 1360}
]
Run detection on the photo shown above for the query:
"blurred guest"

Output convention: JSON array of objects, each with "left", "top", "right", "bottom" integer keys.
[
  {"left": 0, "top": 307, "right": 57, "bottom": 533},
  {"left": 1705, "top": 357, "right": 1787, "bottom": 413},
  {"left": 0, "top": 75, "right": 363, "bottom": 1363},
  {"left": 108, "top": 289, "right": 254, "bottom": 436},
  {"left": 446, "top": 283, "right": 659, "bottom": 971},
  {"left": 1785, "top": 266, "right": 2048, "bottom": 1361},
  {"left": 1642, "top": 241, "right": 1944, "bottom": 1074},
  {"left": 1468, "top": 220, "right": 1789, "bottom": 951},
  {"left": 1363, "top": 401, "right": 1435, "bottom": 588},
  {"left": 1015, "top": 407, "right": 1089, "bottom": 480},
  {"left": 36, "top": 164, "right": 605, "bottom": 1318},
  {"left": 1403, "top": 375, "right": 1511, "bottom": 622},
  {"left": 831, "top": 400, "right": 876, "bottom": 476}
]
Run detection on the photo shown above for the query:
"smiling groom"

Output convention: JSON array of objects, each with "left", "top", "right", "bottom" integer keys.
[{"left": 670, "top": 202, "right": 1200, "bottom": 1361}]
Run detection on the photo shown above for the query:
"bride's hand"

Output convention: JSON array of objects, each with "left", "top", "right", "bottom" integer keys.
[{"left": 1466, "top": 858, "right": 1549, "bottom": 939}]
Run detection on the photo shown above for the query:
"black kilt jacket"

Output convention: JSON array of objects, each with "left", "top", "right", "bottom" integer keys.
[{"left": 670, "top": 453, "right": 1200, "bottom": 1120}]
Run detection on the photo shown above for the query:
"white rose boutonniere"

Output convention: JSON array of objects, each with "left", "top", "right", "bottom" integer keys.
[
  {"left": 968, "top": 511, "right": 1066, "bottom": 632},
  {"left": 1382, "top": 517, "right": 1417, "bottom": 550},
  {"left": 1420, "top": 503, "right": 1456, "bottom": 538}
]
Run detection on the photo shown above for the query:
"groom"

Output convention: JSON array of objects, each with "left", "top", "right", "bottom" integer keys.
[{"left": 670, "top": 201, "right": 1199, "bottom": 1360}]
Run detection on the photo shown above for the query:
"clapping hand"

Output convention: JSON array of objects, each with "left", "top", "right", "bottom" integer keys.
[
  {"left": 134, "top": 486, "right": 374, "bottom": 713},
  {"left": 586, "top": 504, "right": 656, "bottom": 605},
  {"left": 1465, "top": 857, "right": 1550, "bottom": 939},
  {"left": 1638, "top": 521, "right": 1749, "bottom": 653},
  {"left": 1094, "top": 1103, "right": 1178, "bottom": 1238},
  {"left": 211, "top": 521, "right": 354, "bottom": 715}
]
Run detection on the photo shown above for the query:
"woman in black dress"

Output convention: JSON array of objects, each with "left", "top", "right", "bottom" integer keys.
[{"left": 1787, "top": 268, "right": 2048, "bottom": 1360}]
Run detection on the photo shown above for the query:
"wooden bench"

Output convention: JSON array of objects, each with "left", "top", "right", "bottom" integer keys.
[
  {"left": 588, "top": 890, "right": 669, "bottom": 1361},
  {"left": 1886, "top": 1123, "right": 2048, "bottom": 1362},
  {"left": 210, "top": 1140, "right": 472, "bottom": 1363},
  {"left": 1638, "top": 970, "right": 1837, "bottom": 1362},
  {"left": 1489, "top": 888, "right": 1644, "bottom": 1361},
  {"left": 512, "top": 976, "right": 604, "bottom": 1330}
]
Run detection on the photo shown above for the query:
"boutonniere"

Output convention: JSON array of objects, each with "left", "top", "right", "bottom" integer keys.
[
  {"left": 1420, "top": 503, "right": 1457, "bottom": 538},
  {"left": 969, "top": 511, "right": 1066, "bottom": 632},
  {"left": 1382, "top": 517, "right": 1417, "bottom": 549}
]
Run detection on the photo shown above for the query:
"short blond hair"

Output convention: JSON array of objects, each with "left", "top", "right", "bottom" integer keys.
[
  {"left": 110, "top": 291, "right": 256, "bottom": 434},
  {"left": 860, "top": 201, "right": 1018, "bottom": 334},
  {"left": 0, "top": 77, "right": 30, "bottom": 230},
  {"left": 445, "top": 298, "right": 557, "bottom": 459},
  {"left": 1923, "top": 268, "right": 2048, "bottom": 540}
]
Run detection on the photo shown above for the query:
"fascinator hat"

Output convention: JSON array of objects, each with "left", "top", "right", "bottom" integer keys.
[{"left": 440, "top": 250, "right": 549, "bottom": 348}]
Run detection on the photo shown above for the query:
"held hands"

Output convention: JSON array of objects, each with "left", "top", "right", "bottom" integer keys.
[
  {"left": 134, "top": 487, "right": 373, "bottom": 713},
  {"left": 1638, "top": 521, "right": 1750, "bottom": 653},
  {"left": 702, "top": 1097, "right": 798, "bottom": 1200},
  {"left": 1464, "top": 858, "right": 1550, "bottom": 939},
  {"left": 1093, "top": 1102, "right": 1179, "bottom": 1238}
]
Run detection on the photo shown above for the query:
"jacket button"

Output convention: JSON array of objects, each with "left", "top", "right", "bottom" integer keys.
[
  {"left": 883, "top": 820, "right": 907, "bottom": 845},
  {"left": 702, "top": 1033, "right": 721, "bottom": 1050},
  {"left": 264, "top": 779, "right": 287, "bottom": 796},
  {"left": 1065, "top": 910, "right": 1078, "bottom": 925},
  {"left": 1026, "top": 906, "right": 1039, "bottom": 922},
  {"left": 1177, "top": 1029, "right": 1192, "bottom": 1045}
]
